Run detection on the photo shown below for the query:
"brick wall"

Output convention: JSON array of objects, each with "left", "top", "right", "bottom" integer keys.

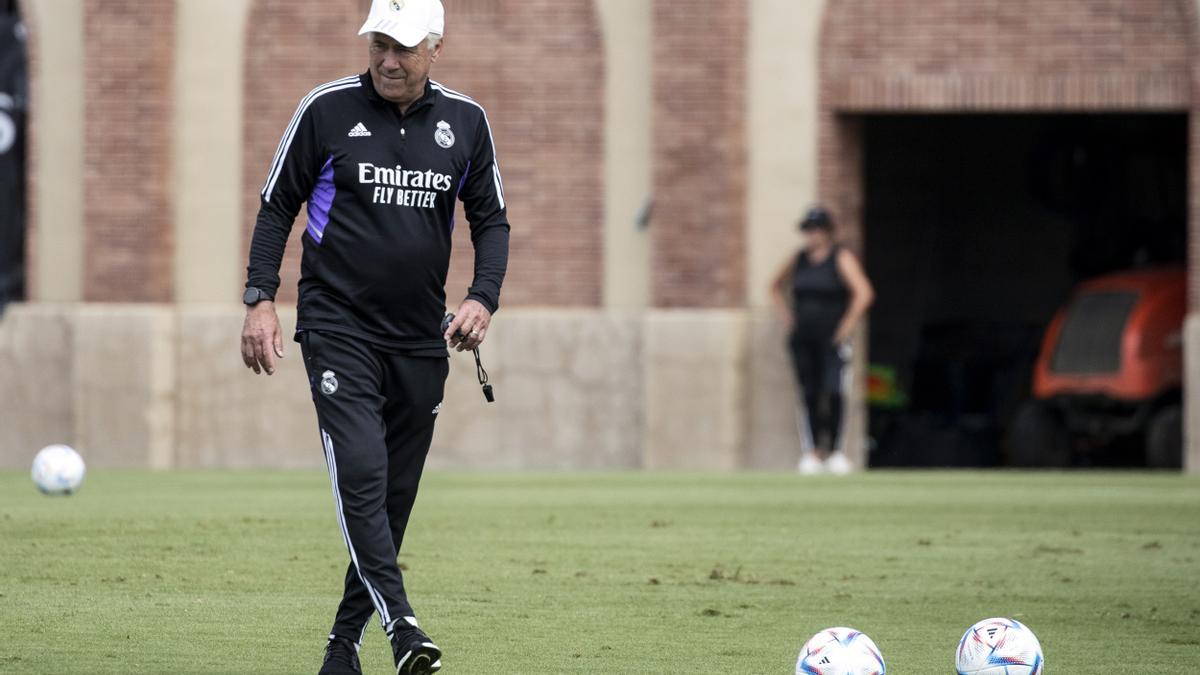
[
  {"left": 821, "top": 0, "right": 1192, "bottom": 111},
  {"left": 437, "top": 0, "right": 603, "bottom": 308},
  {"left": 651, "top": 0, "right": 748, "bottom": 308},
  {"left": 816, "top": 114, "right": 863, "bottom": 255},
  {"left": 241, "top": 0, "right": 604, "bottom": 309},
  {"left": 24, "top": 0, "right": 1197, "bottom": 309},
  {"left": 82, "top": 1, "right": 174, "bottom": 301}
]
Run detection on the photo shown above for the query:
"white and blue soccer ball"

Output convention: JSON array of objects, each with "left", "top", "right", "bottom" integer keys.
[
  {"left": 31, "top": 444, "right": 86, "bottom": 495},
  {"left": 797, "top": 626, "right": 886, "bottom": 675},
  {"left": 956, "top": 617, "right": 1044, "bottom": 674}
]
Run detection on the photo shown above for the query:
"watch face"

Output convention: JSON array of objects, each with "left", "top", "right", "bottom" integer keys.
[{"left": 243, "top": 288, "right": 260, "bottom": 305}]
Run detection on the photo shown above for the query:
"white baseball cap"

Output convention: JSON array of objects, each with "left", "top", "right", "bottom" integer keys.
[{"left": 358, "top": 0, "right": 445, "bottom": 48}]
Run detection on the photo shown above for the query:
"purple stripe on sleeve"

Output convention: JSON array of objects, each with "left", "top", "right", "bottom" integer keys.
[
  {"left": 306, "top": 156, "right": 336, "bottom": 244},
  {"left": 449, "top": 160, "right": 470, "bottom": 233}
]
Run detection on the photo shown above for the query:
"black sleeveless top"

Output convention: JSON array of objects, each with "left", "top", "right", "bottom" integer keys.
[{"left": 790, "top": 245, "right": 849, "bottom": 341}]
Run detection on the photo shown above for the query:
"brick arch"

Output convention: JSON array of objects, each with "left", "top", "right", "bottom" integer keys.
[
  {"left": 241, "top": 0, "right": 605, "bottom": 308},
  {"left": 816, "top": 0, "right": 1195, "bottom": 251},
  {"left": 821, "top": 0, "right": 1191, "bottom": 112}
]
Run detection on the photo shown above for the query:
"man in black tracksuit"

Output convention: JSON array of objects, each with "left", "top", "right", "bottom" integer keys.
[{"left": 240, "top": 1, "right": 508, "bottom": 672}]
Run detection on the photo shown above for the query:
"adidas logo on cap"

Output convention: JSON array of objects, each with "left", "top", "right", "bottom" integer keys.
[{"left": 348, "top": 122, "right": 372, "bottom": 137}]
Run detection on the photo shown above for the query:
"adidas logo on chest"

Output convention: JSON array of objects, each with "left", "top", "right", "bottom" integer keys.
[{"left": 348, "top": 122, "right": 372, "bottom": 137}]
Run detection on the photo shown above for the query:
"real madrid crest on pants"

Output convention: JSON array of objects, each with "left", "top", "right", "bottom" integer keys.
[
  {"left": 434, "top": 120, "right": 455, "bottom": 149},
  {"left": 320, "top": 370, "right": 339, "bottom": 396}
]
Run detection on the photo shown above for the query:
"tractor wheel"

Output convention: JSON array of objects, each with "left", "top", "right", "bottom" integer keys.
[
  {"left": 1145, "top": 403, "right": 1182, "bottom": 469},
  {"left": 1006, "top": 400, "right": 1071, "bottom": 468}
]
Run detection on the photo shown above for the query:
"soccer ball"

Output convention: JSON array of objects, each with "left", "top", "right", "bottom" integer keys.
[
  {"left": 31, "top": 444, "right": 86, "bottom": 495},
  {"left": 796, "top": 626, "right": 886, "bottom": 675},
  {"left": 956, "top": 617, "right": 1044, "bottom": 674}
]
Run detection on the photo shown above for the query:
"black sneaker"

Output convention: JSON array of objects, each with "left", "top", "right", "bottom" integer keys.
[
  {"left": 318, "top": 636, "right": 362, "bottom": 675},
  {"left": 389, "top": 620, "right": 442, "bottom": 674}
]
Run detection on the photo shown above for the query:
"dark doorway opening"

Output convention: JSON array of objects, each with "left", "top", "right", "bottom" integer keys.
[{"left": 863, "top": 114, "right": 1187, "bottom": 467}]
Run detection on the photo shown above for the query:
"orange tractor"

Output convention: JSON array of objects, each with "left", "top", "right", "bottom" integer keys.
[{"left": 1008, "top": 266, "right": 1186, "bottom": 468}]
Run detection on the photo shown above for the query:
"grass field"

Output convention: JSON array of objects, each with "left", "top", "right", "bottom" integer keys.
[{"left": 1, "top": 470, "right": 1198, "bottom": 673}]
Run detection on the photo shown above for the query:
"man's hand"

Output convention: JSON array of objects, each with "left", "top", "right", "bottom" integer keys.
[
  {"left": 444, "top": 299, "right": 492, "bottom": 352},
  {"left": 241, "top": 301, "right": 284, "bottom": 375}
]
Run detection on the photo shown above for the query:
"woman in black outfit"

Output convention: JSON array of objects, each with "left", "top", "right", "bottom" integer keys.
[{"left": 772, "top": 206, "right": 874, "bottom": 474}]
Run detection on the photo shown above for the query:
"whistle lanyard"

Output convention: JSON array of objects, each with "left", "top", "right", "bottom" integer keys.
[{"left": 474, "top": 348, "right": 494, "bottom": 403}]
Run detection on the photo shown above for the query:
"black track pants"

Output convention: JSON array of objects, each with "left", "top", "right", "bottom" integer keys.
[
  {"left": 300, "top": 330, "right": 448, "bottom": 642},
  {"left": 788, "top": 333, "right": 848, "bottom": 453}
]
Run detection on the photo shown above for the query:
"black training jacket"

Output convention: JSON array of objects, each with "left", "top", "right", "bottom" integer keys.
[{"left": 246, "top": 73, "right": 510, "bottom": 351}]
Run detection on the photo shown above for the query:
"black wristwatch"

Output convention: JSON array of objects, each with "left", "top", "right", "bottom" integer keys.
[{"left": 242, "top": 287, "right": 274, "bottom": 306}]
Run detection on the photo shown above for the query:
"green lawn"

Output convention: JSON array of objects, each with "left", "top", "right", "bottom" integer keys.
[{"left": 1, "top": 470, "right": 1198, "bottom": 673}]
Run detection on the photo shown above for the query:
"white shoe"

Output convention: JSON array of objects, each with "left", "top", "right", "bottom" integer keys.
[
  {"left": 798, "top": 453, "right": 824, "bottom": 475},
  {"left": 826, "top": 451, "right": 852, "bottom": 475}
]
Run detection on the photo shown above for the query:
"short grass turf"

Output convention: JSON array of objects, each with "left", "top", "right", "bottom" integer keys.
[{"left": 1, "top": 471, "right": 1198, "bottom": 674}]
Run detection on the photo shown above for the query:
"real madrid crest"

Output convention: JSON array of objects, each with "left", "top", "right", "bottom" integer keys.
[
  {"left": 320, "top": 370, "right": 339, "bottom": 396},
  {"left": 390, "top": 0, "right": 405, "bottom": 11},
  {"left": 434, "top": 120, "right": 455, "bottom": 149}
]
